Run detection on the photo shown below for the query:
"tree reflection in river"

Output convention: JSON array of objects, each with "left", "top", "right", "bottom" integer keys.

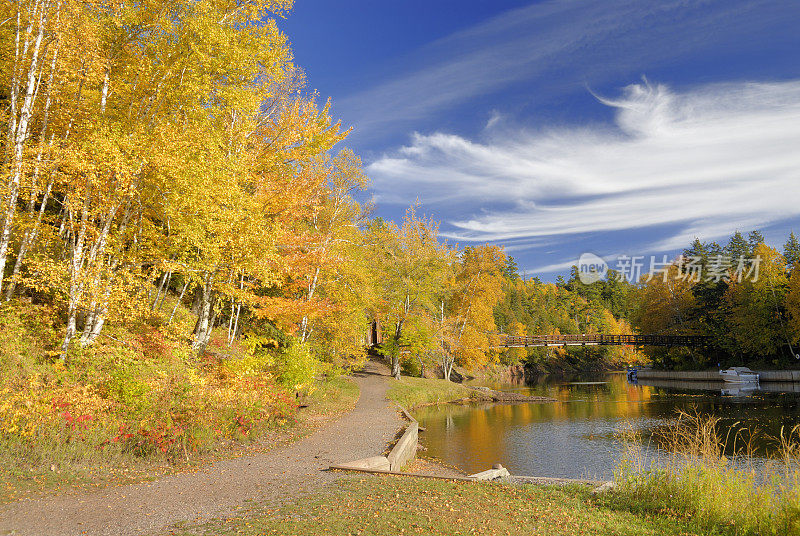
[{"left": 412, "top": 373, "right": 800, "bottom": 479}]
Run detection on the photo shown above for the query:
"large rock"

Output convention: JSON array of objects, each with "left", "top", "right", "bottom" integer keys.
[{"left": 469, "top": 464, "right": 511, "bottom": 481}]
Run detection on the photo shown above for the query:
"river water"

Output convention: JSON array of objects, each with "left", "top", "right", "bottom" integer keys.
[{"left": 411, "top": 373, "right": 800, "bottom": 480}]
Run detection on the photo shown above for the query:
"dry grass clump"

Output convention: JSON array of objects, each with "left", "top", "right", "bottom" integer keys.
[{"left": 609, "top": 410, "right": 800, "bottom": 535}]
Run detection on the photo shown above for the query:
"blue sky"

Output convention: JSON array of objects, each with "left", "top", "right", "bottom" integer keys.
[{"left": 279, "top": 1, "right": 800, "bottom": 280}]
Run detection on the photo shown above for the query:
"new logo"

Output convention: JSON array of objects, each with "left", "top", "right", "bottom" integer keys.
[{"left": 577, "top": 253, "right": 608, "bottom": 284}]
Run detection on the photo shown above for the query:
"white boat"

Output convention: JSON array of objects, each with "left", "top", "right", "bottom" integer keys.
[{"left": 719, "top": 367, "right": 759, "bottom": 383}]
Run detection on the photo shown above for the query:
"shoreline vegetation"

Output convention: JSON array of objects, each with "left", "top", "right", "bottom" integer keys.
[
  {"left": 383, "top": 376, "right": 800, "bottom": 536},
  {"left": 387, "top": 374, "right": 556, "bottom": 410},
  {"left": 387, "top": 376, "right": 480, "bottom": 410},
  {"left": 609, "top": 411, "right": 800, "bottom": 535}
]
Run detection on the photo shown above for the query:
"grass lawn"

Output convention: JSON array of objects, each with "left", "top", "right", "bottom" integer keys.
[
  {"left": 387, "top": 375, "right": 478, "bottom": 409},
  {"left": 176, "top": 474, "right": 702, "bottom": 536},
  {"left": 294, "top": 376, "right": 361, "bottom": 435}
]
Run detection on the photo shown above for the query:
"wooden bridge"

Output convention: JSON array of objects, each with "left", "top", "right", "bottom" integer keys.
[{"left": 498, "top": 333, "right": 709, "bottom": 348}]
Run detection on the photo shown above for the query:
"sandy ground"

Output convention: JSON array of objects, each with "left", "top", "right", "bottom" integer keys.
[{"left": 0, "top": 360, "right": 404, "bottom": 536}]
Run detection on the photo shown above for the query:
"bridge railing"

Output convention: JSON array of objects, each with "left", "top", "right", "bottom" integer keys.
[{"left": 499, "top": 333, "right": 709, "bottom": 347}]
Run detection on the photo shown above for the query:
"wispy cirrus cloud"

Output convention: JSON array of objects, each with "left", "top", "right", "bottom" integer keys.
[
  {"left": 366, "top": 79, "right": 800, "bottom": 253},
  {"left": 338, "top": 0, "right": 789, "bottom": 140}
]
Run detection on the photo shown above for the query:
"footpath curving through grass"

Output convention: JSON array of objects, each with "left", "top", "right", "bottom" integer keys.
[
  {"left": 386, "top": 375, "right": 479, "bottom": 409},
  {"left": 175, "top": 474, "right": 702, "bottom": 536}
]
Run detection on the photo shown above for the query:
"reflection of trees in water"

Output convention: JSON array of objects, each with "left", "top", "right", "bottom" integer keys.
[{"left": 416, "top": 373, "right": 800, "bottom": 477}]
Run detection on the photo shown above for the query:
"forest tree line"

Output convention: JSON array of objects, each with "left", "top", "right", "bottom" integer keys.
[
  {"left": 631, "top": 231, "right": 800, "bottom": 370},
  {"left": 492, "top": 230, "right": 800, "bottom": 373}
]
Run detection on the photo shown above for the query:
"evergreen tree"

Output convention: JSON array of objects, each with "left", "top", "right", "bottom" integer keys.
[
  {"left": 684, "top": 238, "right": 709, "bottom": 260},
  {"left": 503, "top": 256, "right": 520, "bottom": 280},
  {"left": 748, "top": 230, "right": 766, "bottom": 251},
  {"left": 784, "top": 231, "right": 800, "bottom": 268},
  {"left": 725, "top": 231, "right": 750, "bottom": 259},
  {"left": 601, "top": 270, "right": 634, "bottom": 320}
]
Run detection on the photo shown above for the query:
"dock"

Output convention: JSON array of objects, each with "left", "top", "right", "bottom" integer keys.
[{"left": 635, "top": 369, "right": 800, "bottom": 383}]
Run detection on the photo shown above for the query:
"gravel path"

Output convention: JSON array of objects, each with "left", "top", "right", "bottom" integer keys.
[{"left": 0, "top": 360, "right": 403, "bottom": 536}]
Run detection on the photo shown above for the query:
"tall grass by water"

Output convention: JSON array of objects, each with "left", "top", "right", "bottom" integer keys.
[
  {"left": 608, "top": 411, "right": 800, "bottom": 535},
  {"left": 387, "top": 375, "right": 478, "bottom": 409}
]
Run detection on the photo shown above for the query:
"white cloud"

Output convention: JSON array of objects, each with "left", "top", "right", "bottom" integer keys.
[
  {"left": 486, "top": 110, "right": 504, "bottom": 130},
  {"left": 366, "top": 80, "right": 800, "bottom": 251},
  {"left": 337, "top": 0, "right": 787, "bottom": 138},
  {"left": 523, "top": 259, "right": 581, "bottom": 275}
]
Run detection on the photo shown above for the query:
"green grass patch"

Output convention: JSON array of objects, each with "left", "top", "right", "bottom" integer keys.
[
  {"left": 306, "top": 376, "right": 360, "bottom": 416},
  {"left": 177, "top": 475, "right": 701, "bottom": 536},
  {"left": 387, "top": 375, "right": 477, "bottom": 409}
]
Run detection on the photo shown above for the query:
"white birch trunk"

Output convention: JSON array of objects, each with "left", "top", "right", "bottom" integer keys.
[
  {"left": 80, "top": 201, "right": 133, "bottom": 347},
  {"left": 5, "top": 175, "right": 52, "bottom": 300},
  {"left": 192, "top": 273, "right": 215, "bottom": 352},
  {"left": 232, "top": 273, "right": 243, "bottom": 341},
  {"left": 232, "top": 302, "right": 242, "bottom": 343},
  {"left": 0, "top": 0, "right": 50, "bottom": 295},
  {"left": 60, "top": 198, "right": 89, "bottom": 359},
  {"left": 168, "top": 278, "right": 190, "bottom": 325},
  {"left": 81, "top": 282, "right": 111, "bottom": 346},
  {"left": 76, "top": 199, "right": 120, "bottom": 344},
  {"left": 226, "top": 301, "right": 235, "bottom": 344},
  {"left": 392, "top": 318, "right": 404, "bottom": 379},
  {"left": 4, "top": 10, "right": 59, "bottom": 300},
  {"left": 300, "top": 266, "right": 320, "bottom": 343},
  {"left": 151, "top": 269, "right": 169, "bottom": 310}
]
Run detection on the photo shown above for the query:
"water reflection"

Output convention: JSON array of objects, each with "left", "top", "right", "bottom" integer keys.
[{"left": 412, "top": 373, "right": 800, "bottom": 479}]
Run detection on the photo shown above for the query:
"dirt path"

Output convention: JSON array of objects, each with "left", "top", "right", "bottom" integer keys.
[{"left": 0, "top": 360, "right": 403, "bottom": 536}]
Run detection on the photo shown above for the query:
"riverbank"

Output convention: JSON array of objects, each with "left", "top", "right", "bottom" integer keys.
[
  {"left": 387, "top": 376, "right": 479, "bottom": 408},
  {"left": 386, "top": 375, "right": 555, "bottom": 409}
]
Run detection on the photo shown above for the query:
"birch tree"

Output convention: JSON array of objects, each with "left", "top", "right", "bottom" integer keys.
[{"left": 373, "top": 209, "right": 454, "bottom": 379}]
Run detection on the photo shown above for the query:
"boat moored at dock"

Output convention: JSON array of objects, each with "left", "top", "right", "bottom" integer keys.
[{"left": 720, "top": 367, "right": 760, "bottom": 383}]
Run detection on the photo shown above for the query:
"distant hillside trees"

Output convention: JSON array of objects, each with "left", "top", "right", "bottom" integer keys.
[{"left": 634, "top": 230, "right": 800, "bottom": 369}]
